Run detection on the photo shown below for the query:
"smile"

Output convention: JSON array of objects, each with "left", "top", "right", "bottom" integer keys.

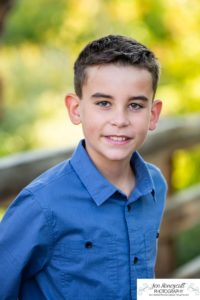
[
  {"left": 109, "top": 136, "right": 129, "bottom": 141},
  {"left": 105, "top": 135, "right": 131, "bottom": 144}
]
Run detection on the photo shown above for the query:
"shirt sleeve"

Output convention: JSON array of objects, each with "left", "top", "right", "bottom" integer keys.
[
  {"left": 147, "top": 162, "right": 168, "bottom": 229},
  {"left": 0, "top": 188, "right": 53, "bottom": 299}
]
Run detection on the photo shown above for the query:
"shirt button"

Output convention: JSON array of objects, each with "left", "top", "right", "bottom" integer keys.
[
  {"left": 85, "top": 241, "right": 93, "bottom": 249},
  {"left": 127, "top": 204, "right": 131, "bottom": 212},
  {"left": 133, "top": 257, "right": 139, "bottom": 264}
]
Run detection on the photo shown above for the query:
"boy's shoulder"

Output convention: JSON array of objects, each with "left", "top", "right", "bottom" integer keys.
[
  {"left": 132, "top": 151, "right": 167, "bottom": 197},
  {"left": 133, "top": 151, "right": 167, "bottom": 186},
  {"left": 145, "top": 161, "right": 168, "bottom": 193},
  {"left": 146, "top": 161, "right": 164, "bottom": 177},
  {"left": 24, "top": 158, "right": 74, "bottom": 198}
]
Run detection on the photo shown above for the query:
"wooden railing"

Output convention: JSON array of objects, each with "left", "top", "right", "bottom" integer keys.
[
  {"left": 0, "top": 147, "right": 73, "bottom": 203},
  {"left": 0, "top": 114, "right": 200, "bottom": 277}
]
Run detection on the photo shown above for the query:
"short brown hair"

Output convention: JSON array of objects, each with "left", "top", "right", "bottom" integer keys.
[{"left": 74, "top": 34, "right": 160, "bottom": 98}]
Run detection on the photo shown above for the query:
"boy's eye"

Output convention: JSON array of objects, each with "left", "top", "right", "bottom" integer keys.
[
  {"left": 129, "top": 103, "right": 143, "bottom": 110},
  {"left": 96, "top": 101, "right": 111, "bottom": 107}
]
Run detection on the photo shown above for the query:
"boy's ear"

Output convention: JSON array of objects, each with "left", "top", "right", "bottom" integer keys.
[
  {"left": 65, "top": 93, "right": 81, "bottom": 125},
  {"left": 149, "top": 100, "right": 162, "bottom": 131}
]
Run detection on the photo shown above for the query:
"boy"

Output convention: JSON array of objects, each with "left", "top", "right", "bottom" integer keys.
[{"left": 0, "top": 35, "right": 167, "bottom": 300}]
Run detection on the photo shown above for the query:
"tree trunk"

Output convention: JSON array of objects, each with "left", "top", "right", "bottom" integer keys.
[{"left": 0, "top": 0, "right": 14, "bottom": 35}]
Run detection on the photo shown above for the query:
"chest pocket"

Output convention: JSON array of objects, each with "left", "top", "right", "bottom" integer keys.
[
  {"left": 130, "top": 227, "right": 158, "bottom": 279},
  {"left": 51, "top": 237, "right": 118, "bottom": 300}
]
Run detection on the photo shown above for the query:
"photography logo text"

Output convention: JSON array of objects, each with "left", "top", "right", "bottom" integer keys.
[{"left": 137, "top": 279, "right": 200, "bottom": 299}]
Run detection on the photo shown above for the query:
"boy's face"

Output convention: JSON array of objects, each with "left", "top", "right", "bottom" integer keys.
[{"left": 66, "top": 65, "right": 162, "bottom": 168}]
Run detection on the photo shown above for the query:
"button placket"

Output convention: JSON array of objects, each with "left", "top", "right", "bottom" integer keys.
[
  {"left": 133, "top": 256, "right": 139, "bottom": 264},
  {"left": 85, "top": 241, "right": 93, "bottom": 249},
  {"left": 127, "top": 204, "right": 131, "bottom": 212}
]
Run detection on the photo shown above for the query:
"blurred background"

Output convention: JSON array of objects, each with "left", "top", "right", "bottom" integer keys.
[{"left": 0, "top": 0, "right": 200, "bottom": 278}]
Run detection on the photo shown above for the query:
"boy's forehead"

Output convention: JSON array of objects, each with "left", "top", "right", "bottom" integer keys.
[
  {"left": 84, "top": 64, "right": 153, "bottom": 80},
  {"left": 82, "top": 64, "right": 154, "bottom": 96}
]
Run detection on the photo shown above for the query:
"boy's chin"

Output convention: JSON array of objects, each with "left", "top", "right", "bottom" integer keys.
[{"left": 102, "top": 151, "right": 134, "bottom": 163}]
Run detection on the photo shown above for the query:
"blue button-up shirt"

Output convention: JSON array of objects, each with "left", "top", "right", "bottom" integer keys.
[{"left": 0, "top": 140, "right": 167, "bottom": 300}]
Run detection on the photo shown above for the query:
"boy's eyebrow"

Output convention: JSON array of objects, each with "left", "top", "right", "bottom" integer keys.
[
  {"left": 91, "top": 92, "right": 113, "bottom": 99},
  {"left": 128, "top": 95, "right": 149, "bottom": 101},
  {"left": 91, "top": 93, "right": 149, "bottom": 101}
]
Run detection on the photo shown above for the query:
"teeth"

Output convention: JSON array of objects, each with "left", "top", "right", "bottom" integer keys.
[{"left": 110, "top": 136, "right": 127, "bottom": 141}]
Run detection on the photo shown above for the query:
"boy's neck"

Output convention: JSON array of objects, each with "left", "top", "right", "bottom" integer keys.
[{"left": 94, "top": 159, "right": 136, "bottom": 198}]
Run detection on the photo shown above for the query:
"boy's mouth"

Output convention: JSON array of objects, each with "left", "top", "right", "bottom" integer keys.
[
  {"left": 109, "top": 136, "right": 129, "bottom": 141},
  {"left": 105, "top": 135, "right": 131, "bottom": 143}
]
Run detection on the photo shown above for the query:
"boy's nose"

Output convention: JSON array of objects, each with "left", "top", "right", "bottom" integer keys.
[{"left": 110, "top": 110, "right": 130, "bottom": 127}]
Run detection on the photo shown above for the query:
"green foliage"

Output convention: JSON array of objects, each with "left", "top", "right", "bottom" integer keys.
[
  {"left": 172, "top": 147, "right": 200, "bottom": 191},
  {"left": 0, "top": 46, "right": 69, "bottom": 155},
  {"left": 2, "top": 0, "right": 66, "bottom": 44},
  {"left": 139, "top": 0, "right": 171, "bottom": 41},
  {"left": 176, "top": 223, "right": 200, "bottom": 267}
]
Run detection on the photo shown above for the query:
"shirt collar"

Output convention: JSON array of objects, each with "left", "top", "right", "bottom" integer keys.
[
  {"left": 70, "top": 140, "right": 117, "bottom": 206},
  {"left": 70, "top": 140, "right": 155, "bottom": 206}
]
